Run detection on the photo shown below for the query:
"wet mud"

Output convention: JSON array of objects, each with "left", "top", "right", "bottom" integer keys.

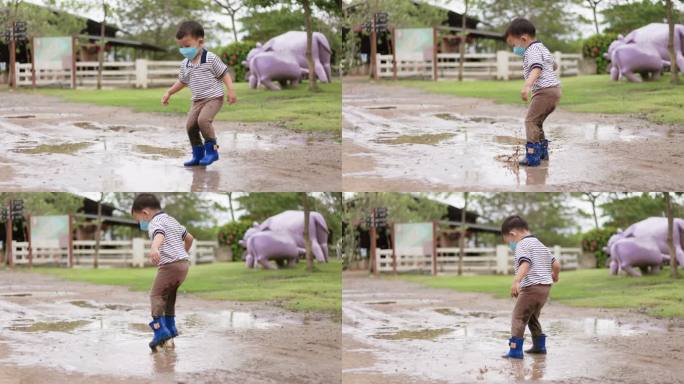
[
  {"left": 0, "top": 91, "right": 341, "bottom": 191},
  {"left": 0, "top": 271, "right": 340, "bottom": 384},
  {"left": 342, "top": 79, "right": 684, "bottom": 192},
  {"left": 342, "top": 272, "right": 684, "bottom": 384}
]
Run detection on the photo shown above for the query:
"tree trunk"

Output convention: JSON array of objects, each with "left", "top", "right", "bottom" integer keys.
[
  {"left": 230, "top": 13, "right": 238, "bottom": 42},
  {"left": 667, "top": 0, "right": 679, "bottom": 84},
  {"left": 302, "top": 193, "right": 314, "bottom": 272},
  {"left": 591, "top": 4, "right": 599, "bottom": 34},
  {"left": 458, "top": 0, "right": 468, "bottom": 82},
  {"left": 227, "top": 192, "right": 235, "bottom": 221},
  {"left": 665, "top": 192, "right": 679, "bottom": 278},
  {"left": 96, "top": 2, "right": 106, "bottom": 90},
  {"left": 458, "top": 192, "right": 468, "bottom": 276},
  {"left": 93, "top": 193, "right": 103, "bottom": 269},
  {"left": 302, "top": 0, "right": 317, "bottom": 91}
]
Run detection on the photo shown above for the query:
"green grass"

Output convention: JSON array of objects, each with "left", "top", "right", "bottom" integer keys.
[
  {"left": 396, "top": 268, "right": 684, "bottom": 318},
  {"left": 394, "top": 75, "right": 684, "bottom": 125},
  {"left": 21, "top": 81, "right": 341, "bottom": 134},
  {"left": 24, "top": 261, "right": 341, "bottom": 317}
]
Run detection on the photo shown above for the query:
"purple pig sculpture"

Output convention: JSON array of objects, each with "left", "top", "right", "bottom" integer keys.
[
  {"left": 604, "top": 23, "right": 684, "bottom": 82},
  {"left": 240, "top": 210, "right": 330, "bottom": 269},
  {"left": 605, "top": 217, "right": 684, "bottom": 277},
  {"left": 243, "top": 31, "right": 332, "bottom": 91}
]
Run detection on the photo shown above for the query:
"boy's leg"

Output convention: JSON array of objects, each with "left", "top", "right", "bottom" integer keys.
[
  {"left": 186, "top": 100, "right": 205, "bottom": 147},
  {"left": 163, "top": 261, "right": 190, "bottom": 316},
  {"left": 511, "top": 289, "right": 535, "bottom": 338},
  {"left": 196, "top": 97, "right": 223, "bottom": 143},
  {"left": 525, "top": 87, "right": 560, "bottom": 143}
]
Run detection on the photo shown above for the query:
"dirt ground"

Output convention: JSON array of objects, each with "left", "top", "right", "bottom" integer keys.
[
  {"left": 0, "top": 91, "right": 341, "bottom": 192},
  {"left": 342, "top": 272, "right": 684, "bottom": 384},
  {"left": 342, "top": 79, "right": 684, "bottom": 192},
  {"left": 0, "top": 271, "right": 341, "bottom": 384}
]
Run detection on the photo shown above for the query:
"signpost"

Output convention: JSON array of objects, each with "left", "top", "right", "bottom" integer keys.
[
  {"left": 365, "top": 12, "right": 389, "bottom": 81},
  {"left": 4, "top": 20, "right": 28, "bottom": 89},
  {"left": 367, "top": 207, "right": 388, "bottom": 275},
  {"left": 2, "top": 199, "right": 24, "bottom": 267}
]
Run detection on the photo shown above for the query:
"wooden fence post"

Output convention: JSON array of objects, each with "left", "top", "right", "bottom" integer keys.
[
  {"left": 496, "top": 50, "right": 509, "bottom": 80},
  {"left": 189, "top": 240, "right": 197, "bottom": 266},
  {"left": 554, "top": 245, "right": 562, "bottom": 269},
  {"left": 496, "top": 244, "right": 509, "bottom": 274},
  {"left": 132, "top": 238, "right": 145, "bottom": 267},
  {"left": 554, "top": 51, "right": 563, "bottom": 77},
  {"left": 135, "top": 59, "right": 148, "bottom": 89}
]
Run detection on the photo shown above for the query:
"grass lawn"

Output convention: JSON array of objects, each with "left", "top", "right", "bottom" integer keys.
[
  {"left": 396, "top": 268, "right": 684, "bottom": 318},
  {"left": 25, "top": 81, "right": 341, "bottom": 134},
  {"left": 394, "top": 75, "right": 684, "bottom": 125},
  {"left": 23, "top": 261, "right": 342, "bottom": 317}
]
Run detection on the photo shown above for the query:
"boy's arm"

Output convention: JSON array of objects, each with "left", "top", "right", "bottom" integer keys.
[
  {"left": 521, "top": 67, "right": 541, "bottom": 102},
  {"left": 511, "top": 261, "right": 529, "bottom": 297},
  {"left": 149, "top": 233, "right": 165, "bottom": 265},
  {"left": 184, "top": 232, "right": 194, "bottom": 252},
  {"left": 161, "top": 81, "right": 186, "bottom": 105},
  {"left": 552, "top": 258, "right": 560, "bottom": 282},
  {"left": 223, "top": 74, "right": 237, "bottom": 104}
]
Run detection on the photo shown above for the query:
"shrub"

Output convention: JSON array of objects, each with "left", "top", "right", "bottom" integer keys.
[
  {"left": 215, "top": 40, "right": 256, "bottom": 83},
  {"left": 582, "top": 33, "right": 618, "bottom": 75},
  {"left": 581, "top": 226, "right": 617, "bottom": 268},
  {"left": 217, "top": 220, "right": 253, "bottom": 261}
]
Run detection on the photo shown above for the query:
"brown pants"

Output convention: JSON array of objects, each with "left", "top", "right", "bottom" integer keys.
[
  {"left": 525, "top": 86, "right": 561, "bottom": 143},
  {"left": 150, "top": 260, "right": 189, "bottom": 317},
  {"left": 511, "top": 284, "right": 551, "bottom": 338},
  {"left": 186, "top": 97, "right": 223, "bottom": 147}
]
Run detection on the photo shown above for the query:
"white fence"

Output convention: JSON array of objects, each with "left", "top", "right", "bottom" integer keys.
[
  {"left": 15, "top": 59, "right": 179, "bottom": 88},
  {"left": 10, "top": 238, "right": 218, "bottom": 267},
  {"left": 377, "top": 51, "right": 581, "bottom": 80},
  {"left": 376, "top": 244, "right": 579, "bottom": 274}
]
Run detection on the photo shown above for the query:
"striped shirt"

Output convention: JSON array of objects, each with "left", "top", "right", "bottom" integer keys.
[
  {"left": 523, "top": 41, "right": 561, "bottom": 93},
  {"left": 514, "top": 235, "right": 555, "bottom": 288},
  {"left": 148, "top": 212, "right": 189, "bottom": 266},
  {"left": 178, "top": 49, "right": 229, "bottom": 101}
]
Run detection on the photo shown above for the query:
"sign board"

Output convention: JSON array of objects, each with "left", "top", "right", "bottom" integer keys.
[
  {"left": 394, "top": 222, "right": 433, "bottom": 257},
  {"left": 30, "top": 215, "right": 70, "bottom": 248},
  {"left": 395, "top": 28, "right": 434, "bottom": 61},
  {"left": 34, "top": 36, "right": 72, "bottom": 71}
]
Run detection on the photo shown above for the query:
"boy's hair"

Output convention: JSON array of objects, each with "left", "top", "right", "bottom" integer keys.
[
  {"left": 501, "top": 215, "right": 529, "bottom": 234},
  {"left": 176, "top": 21, "right": 204, "bottom": 40},
  {"left": 131, "top": 193, "right": 162, "bottom": 213},
  {"left": 504, "top": 18, "right": 536, "bottom": 39}
]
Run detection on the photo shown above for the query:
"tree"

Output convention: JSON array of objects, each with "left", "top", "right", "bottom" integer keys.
[
  {"left": 93, "top": 192, "right": 104, "bottom": 269},
  {"left": 458, "top": 0, "right": 470, "bottom": 82},
  {"left": 96, "top": 1, "right": 107, "bottom": 90},
  {"left": 458, "top": 192, "right": 468, "bottom": 276},
  {"left": 582, "top": 192, "right": 602, "bottom": 229},
  {"left": 585, "top": 0, "right": 603, "bottom": 34},
  {"left": 600, "top": 193, "right": 684, "bottom": 229},
  {"left": 213, "top": 0, "right": 244, "bottom": 42},
  {"left": 666, "top": 0, "right": 679, "bottom": 84},
  {"left": 227, "top": 192, "right": 236, "bottom": 221},
  {"left": 664, "top": 192, "right": 679, "bottom": 278},
  {"left": 601, "top": 0, "right": 678, "bottom": 35},
  {"left": 301, "top": 192, "right": 314, "bottom": 272}
]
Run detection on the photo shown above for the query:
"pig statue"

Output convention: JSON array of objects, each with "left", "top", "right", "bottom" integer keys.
[
  {"left": 605, "top": 217, "right": 684, "bottom": 277},
  {"left": 239, "top": 210, "right": 330, "bottom": 269},
  {"left": 243, "top": 31, "right": 332, "bottom": 90},
  {"left": 603, "top": 23, "right": 684, "bottom": 82}
]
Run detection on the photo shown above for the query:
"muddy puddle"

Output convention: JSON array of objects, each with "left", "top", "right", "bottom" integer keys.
[
  {"left": 342, "top": 274, "right": 684, "bottom": 384},
  {"left": 0, "top": 296, "right": 274, "bottom": 378},
  {"left": 0, "top": 92, "right": 341, "bottom": 191},
  {"left": 342, "top": 82, "right": 684, "bottom": 191}
]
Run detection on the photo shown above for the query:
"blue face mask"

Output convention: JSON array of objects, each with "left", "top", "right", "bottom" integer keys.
[
  {"left": 139, "top": 220, "right": 149, "bottom": 231},
  {"left": 508, "top": 242, "right": 517, "bottom": 251},
  {"left": 513, "top": 46, "right": 525, "bottom": 57},
  {"left": 179, "top": 46, "right": 199, "bottom": 60}
]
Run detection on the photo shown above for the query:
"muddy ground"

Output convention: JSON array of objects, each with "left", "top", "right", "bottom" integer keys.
[
  {"left": 0, "top": 271, "right": 341, "bottom": 384},
  {"left": 342, "top": 79, "right": 684, "bottom": 192},
  {"left": 342, "top": 272, "right": 684, "bottom": 384},
  {"left": 0, "top": 91, "right": 341, "bottom": 191}
]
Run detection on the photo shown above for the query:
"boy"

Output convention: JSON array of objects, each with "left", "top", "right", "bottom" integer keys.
[
  {"left": 162, "top": 21, "right": 237, "bottom": 167},
  {"left": 504, "top": 18, "right": 561, "bottom": 167},
  {"left": 501, "top": 215, "right": 560, "bottom": 359},
  {"left": 131, "top": 193, "right": 193, "bottom": 351}
]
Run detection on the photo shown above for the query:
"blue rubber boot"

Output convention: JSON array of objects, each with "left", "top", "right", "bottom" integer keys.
[
  {"left": 148, "top": 317, "right": 172, "bottom": 350},
  {"left": 540, "top": 140, "right": 550, "bottom": 161},
  {"left": 164, "top": 315, "right": 178, "bottom": 338},
  {"left": 199, "top": 140, "right": 219, "bottom": 166},
  {"left": 502, "top": 336, "right": 524, "bottom": 359},
  {"left": 525, "top": 334, "right": 547, "bottom": 354},
  {"left": 519, "top": 142, "right": 543, "bottom": 167},
  {"left": 183, "top": 145, "right": 205, "bottom": 167}
]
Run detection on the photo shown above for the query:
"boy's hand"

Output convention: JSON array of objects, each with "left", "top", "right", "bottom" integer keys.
[
  {"left": 552, "top": 272, "right": 559, "bottom": 283},
  {"left": 161, "top": 92, "right": 171, "bottom": 106},
  {"left": 149, "top": 249, "right": 161, "bottom": 265},
  {"left": 520, "top": 85, "right": 531, "bottom": 102},
  {"left": 510, "top": 281, "right": 520, "bottom": 298},
  {"left": 226, "top": 89, "right": 237, "bottom": 105}
]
